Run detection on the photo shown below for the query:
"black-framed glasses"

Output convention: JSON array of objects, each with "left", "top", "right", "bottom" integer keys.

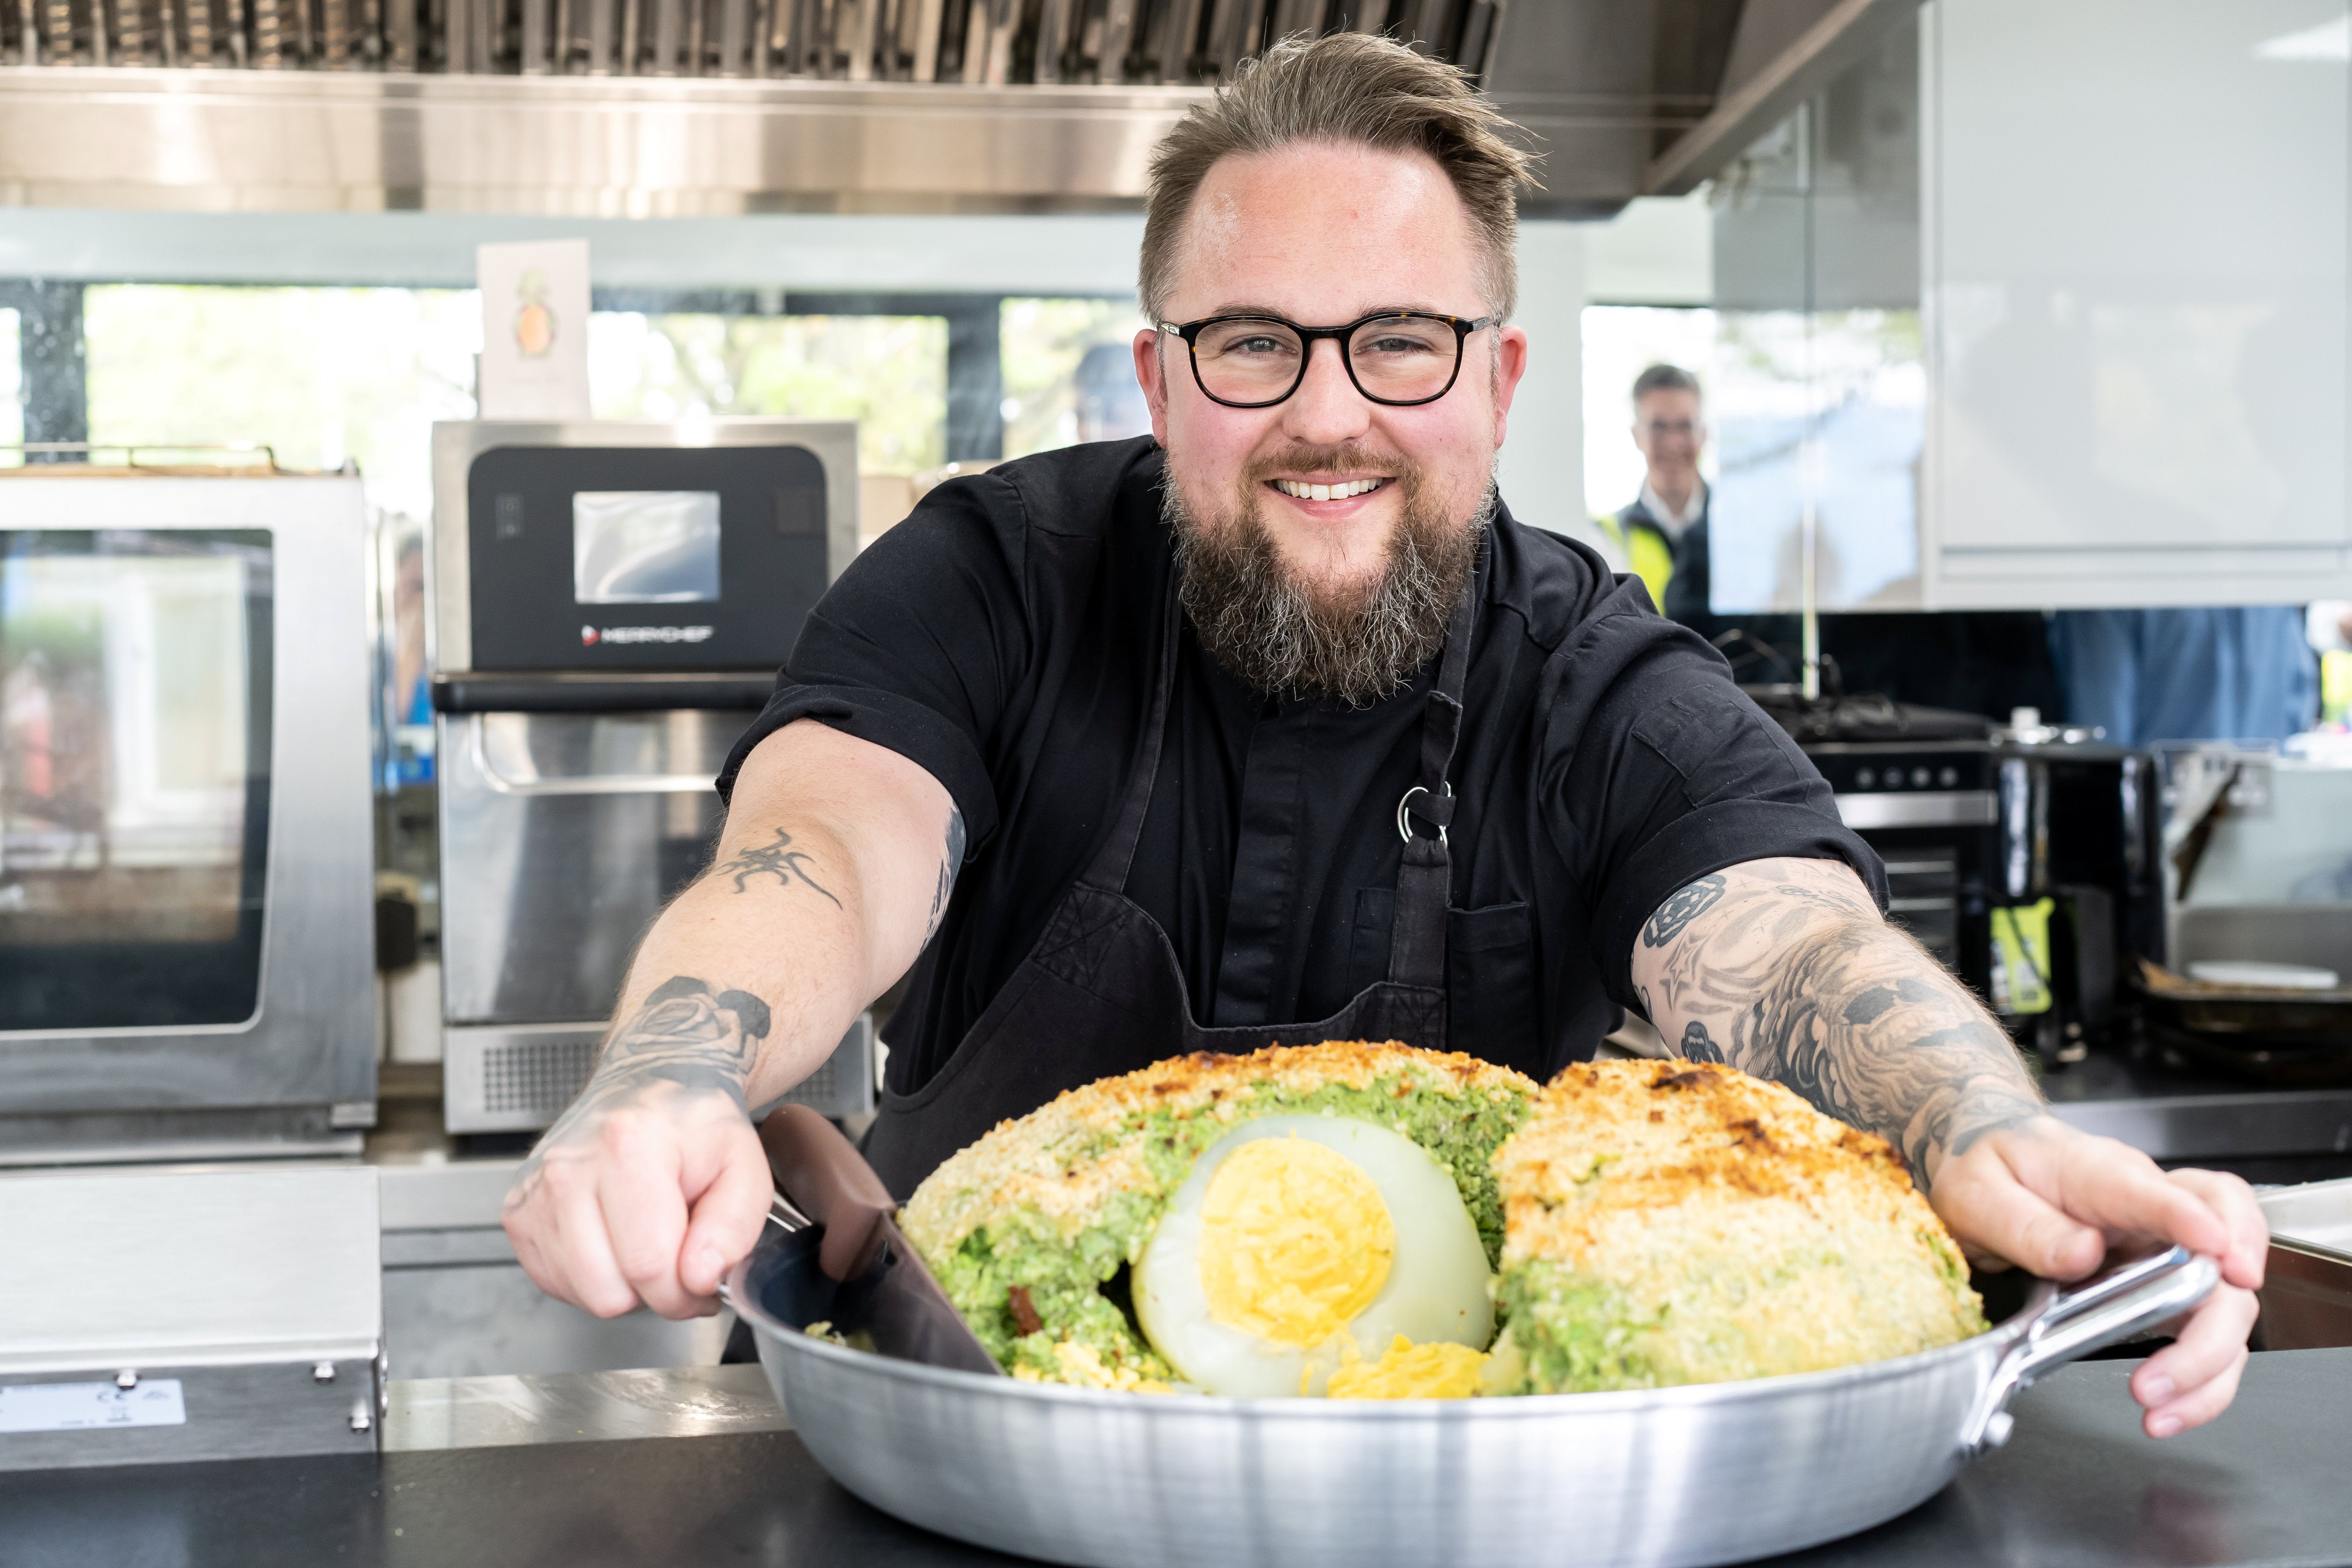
[{"left": 1158, "top": 310, "right": 1493, "bottom": 409}]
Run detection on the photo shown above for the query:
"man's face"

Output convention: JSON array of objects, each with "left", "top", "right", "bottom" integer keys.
[
  {"left": 1134, "top": 142, "right": 1529, "bottom": 615},
  {"left": 1632, "top": 389, "right": 1705, "bottom": 483}
]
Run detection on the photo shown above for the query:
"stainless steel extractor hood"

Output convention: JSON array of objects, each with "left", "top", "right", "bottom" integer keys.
[{"left": 0, "top": 1, "right": 1919, "bottom": 217}]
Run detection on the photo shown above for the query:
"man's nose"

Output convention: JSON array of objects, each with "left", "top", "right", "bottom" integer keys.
[{"left": 1280, "top": 338, "right": 1372, "bottom": 445}]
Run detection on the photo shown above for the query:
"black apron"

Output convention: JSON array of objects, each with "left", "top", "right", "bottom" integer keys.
[{"left": 863, "top": 548, "right": 1481, "bottom": 1199}]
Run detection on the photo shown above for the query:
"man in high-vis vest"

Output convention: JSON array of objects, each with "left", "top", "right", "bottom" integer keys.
[{"left": 1606, "top": 362, "right": 1710, "bottom": 629}]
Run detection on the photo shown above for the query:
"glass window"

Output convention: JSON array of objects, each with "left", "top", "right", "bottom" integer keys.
[
  {"left": 0, "top": 529, "right": 271, "bottom": 1030},
  {"left": 588, "top": 312, "right": 948, "bottom": 475},
  {"left": 1581, "top": 302, "right": 1924, "bottom": 612},
  {"left": 1000, "top": 298, "right": 1151, "bottom": 459},
  {"left": 0, "top": 308, "right": 20, "bottom": 463},
  {"left": 1707, "top": 308, "right": 1923, "bottom": 614},
  {"left": 84, "top": 285, "right": 480, "bottom": 519},
  {"left": 82, "top": 287, "right": 958, "bottom": 514}
]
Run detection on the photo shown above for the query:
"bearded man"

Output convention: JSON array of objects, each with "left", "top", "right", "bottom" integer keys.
[{"left": 504, "top": 31, "right": 2265, "bottom": 1437}]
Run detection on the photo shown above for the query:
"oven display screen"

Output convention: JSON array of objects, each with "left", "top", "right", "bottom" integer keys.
[{"left": 572, "top": 491, "right": 721, "bottom": 604}]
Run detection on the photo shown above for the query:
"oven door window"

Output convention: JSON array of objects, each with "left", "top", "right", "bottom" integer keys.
[{"left": 1, "top": 530, "right": 272, "bottom": 1031}]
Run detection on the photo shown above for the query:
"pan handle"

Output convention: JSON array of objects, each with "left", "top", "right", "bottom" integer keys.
[{"left": 1958, "top": 1244, "right": 2221, "bottom": 1457}]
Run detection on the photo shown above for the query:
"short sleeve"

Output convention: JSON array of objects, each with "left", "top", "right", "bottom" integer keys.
[
  {"left": 1543, "top": 617, "right": 1888, "bottom": 1014},
  {"left": 715, "top": 473, "right": 1031, "bottom": 856}
]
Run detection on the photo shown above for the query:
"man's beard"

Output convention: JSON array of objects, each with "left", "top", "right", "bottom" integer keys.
[{"left": 1165, "top": 445, "right": 1489, "bottom": 709}]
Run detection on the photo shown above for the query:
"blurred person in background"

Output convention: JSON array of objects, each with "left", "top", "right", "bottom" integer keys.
[
  {"left": 1608, "top": 362, "right": 1709, "bottom": 626},
  {"left": 2049, "top": 608, "right": 2317, "bottom": 747},
  {"left": 1608, "top": 362, "right": 1800, "bottom": 683}
]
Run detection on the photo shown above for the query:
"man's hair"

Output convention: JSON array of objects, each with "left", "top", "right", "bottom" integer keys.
[
  {"left": 1138, "top": 31, "right": 1536, "bottom": 325},
  {"left": 1632, "top": 363, "right": 1702, "bottom": 405}
]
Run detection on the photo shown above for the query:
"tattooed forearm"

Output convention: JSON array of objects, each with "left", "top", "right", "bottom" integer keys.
[
  {"left": 508, "top": 977, "right": 771, "bottom": 1199},
  {"left": 923, "top": 808, "right": 966, "bottom": 945},
  {"left": 1628, "top": 857, "right": 2043, "bottom": 1189},
  {"left": 717, "top": 827, "right": 842, "bottom": 906}
]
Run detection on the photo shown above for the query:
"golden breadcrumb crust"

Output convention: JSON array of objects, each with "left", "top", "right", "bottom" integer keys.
[{"left": 1490, "top": 1058, "right": 1986, "bottom": 1390}]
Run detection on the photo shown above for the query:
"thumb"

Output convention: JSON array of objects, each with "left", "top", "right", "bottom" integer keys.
[{"left": 679, "top": 1120, "right": 775, "bottom": 1298}]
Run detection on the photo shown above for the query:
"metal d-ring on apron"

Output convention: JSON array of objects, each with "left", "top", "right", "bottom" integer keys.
[{"left": 861, "top": 542, "right": 1484, "bottom": 1199}]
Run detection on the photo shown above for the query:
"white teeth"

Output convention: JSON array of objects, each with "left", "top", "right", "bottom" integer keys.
[{"left": 1276, "top": 477, "right": 1385, "bottom": 499}]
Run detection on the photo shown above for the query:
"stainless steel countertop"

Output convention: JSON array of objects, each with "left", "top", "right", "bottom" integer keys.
[
  {"left": 5, "top": 1353, "right": 2348, "bottom": 1567},
  {"left": 385, "top": 1364, "right": 788, "bottom": 1451}
]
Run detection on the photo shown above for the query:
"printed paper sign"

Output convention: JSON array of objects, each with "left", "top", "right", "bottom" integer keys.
[
  {"left": 0, "top": 1379, "right": 187, "bottom": 1434},
  {"left": 477, "top": 238, "right": 593, "bottom": 421}
]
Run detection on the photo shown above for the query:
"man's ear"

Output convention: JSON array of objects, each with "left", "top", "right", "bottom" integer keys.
[
  {"left": 1489, "top": 324, "right": 1530, "bottom": 451},
  {"left": 1132, "top": 327, "right": 1172, "bottom": 447}
]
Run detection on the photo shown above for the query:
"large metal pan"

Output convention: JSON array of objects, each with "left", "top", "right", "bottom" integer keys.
[{"left": 730, "top": 1221, "right": 2217, "bottom": 1568}]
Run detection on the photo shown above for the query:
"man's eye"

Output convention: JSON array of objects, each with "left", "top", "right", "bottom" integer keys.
[
  {"left": 1360, "top": 334, "right": 1443, "bottom": 356},
  {"left": 1222, "top": 335, "right": 1291, "bottom": 356}
]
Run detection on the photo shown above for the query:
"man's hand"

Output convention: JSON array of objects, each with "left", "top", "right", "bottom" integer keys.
[
  {"left": 1933, "top": 1117, "right": 2268, "bottom": 1438},
  {"left": 502, "top": 979, "right": 778, "bottom": 1320},
  {"left": 502, "top": 720, "right": 961, "bottom": 1322},
  {"left": 1630, "top": 856, "right": 2268, "bottom": 1437}
]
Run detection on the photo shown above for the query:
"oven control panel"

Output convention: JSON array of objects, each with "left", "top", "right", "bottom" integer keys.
[{"left": 1802, "top": 742, "right": 1996, "bottom": 797}]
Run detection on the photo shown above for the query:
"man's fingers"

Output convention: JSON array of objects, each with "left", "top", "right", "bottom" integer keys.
[
  {"left": 2164, "top": 1167, "right": 2269, "bottom": 1289},
  {"left": 597, "top": 1110, "right": 702, "bottom": 1320},
  {"left": 679, "top": 1120, "right": 777, "bottom": 1301},
  {"left": 2045, "top": 1136, "right": 2234, "bottom": 1259},
  {"left": 1938, "top": 1154, "right": 2103, "bottom": 1279},
  {"left": 2133, "top": 1285, "right": 2258, "bottom": 1437},
  {"left": 545, "top": 1156, "right": 642, "bottom": 1318}
]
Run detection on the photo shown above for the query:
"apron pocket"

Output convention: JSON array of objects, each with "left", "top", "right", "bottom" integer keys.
[{"left": 1446, "top": 901, "right": 1539, "bottom": 1067}]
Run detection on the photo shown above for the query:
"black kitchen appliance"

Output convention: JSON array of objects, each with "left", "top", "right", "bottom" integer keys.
[{"left": 1760, "top": 693, "right": 2161, "bottom": 1063}]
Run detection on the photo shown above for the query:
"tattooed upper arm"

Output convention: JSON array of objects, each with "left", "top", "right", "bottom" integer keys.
[
  {"left": 1627, "top": 856, "right": 2042, "bottom": 1190},
  {"left": 1642, "top": 873, "right": 1726, "bottom": 947},
  {"left": 924, "top": 808, "right": 966, "bottom": 944},
  {"left": 715, "top": 826, "right": 842, "bottom": 905}
]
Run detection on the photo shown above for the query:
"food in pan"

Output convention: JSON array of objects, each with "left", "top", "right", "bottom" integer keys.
[
  {"left": 898, "top": 1042, "right": 1539, "bottom": 1395},
  {"left": 1484, "top": 1058, "right": 1987, "bottom": 1394},
  {"left": 1135, "top": 1114, "right": 1497, "bottom": 1396}
]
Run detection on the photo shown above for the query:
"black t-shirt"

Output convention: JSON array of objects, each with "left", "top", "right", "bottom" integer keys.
[{"left": 717, "top": 437, "right": 1884, "bottom": 1093}]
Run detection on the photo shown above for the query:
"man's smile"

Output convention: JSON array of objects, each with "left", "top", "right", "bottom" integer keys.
[{"left": 1269, "top": 475, "right": 1391, "bottom": 500}]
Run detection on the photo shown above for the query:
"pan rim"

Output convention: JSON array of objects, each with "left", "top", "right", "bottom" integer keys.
[{"left": 730, "top": 1229, "right": 2037, "bottom": 1418}]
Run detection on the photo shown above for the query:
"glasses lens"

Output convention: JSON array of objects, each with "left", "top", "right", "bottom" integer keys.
[
  {"left": 1191, "top": 318, "right": 1305, "bottom": 404},
  {"left": 1347, "top": 316, "right": 1461, "bottom": 403}
]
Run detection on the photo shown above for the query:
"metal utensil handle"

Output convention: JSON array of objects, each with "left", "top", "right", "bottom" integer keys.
[
  {"left": 759, "top": 1103, "right": 897, "bottom": 1283},
  {"left": 715, "top": 1195, "right": 808, "bottom": 1309},
  {"left": 1959, "top": 1244, "right": 2221, "bottom": 1457}
]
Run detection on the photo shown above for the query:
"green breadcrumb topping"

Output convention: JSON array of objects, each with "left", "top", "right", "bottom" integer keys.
[{"left": 923, "top": 1071, "right": 1534, "bottom": 1381}]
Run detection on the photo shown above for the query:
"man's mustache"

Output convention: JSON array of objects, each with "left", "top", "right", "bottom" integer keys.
[{"left": 1243, "top": 445, "right": 1421, "bottom": 487}]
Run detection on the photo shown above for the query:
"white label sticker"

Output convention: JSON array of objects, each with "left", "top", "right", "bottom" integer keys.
[{"left": 0, "top": 1379, "right": 187, "bottom": 1434}]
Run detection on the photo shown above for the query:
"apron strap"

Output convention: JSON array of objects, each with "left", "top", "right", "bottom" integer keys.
[
  {"left": 1078, "top": 570, "right": 1183, "bottom": 895},
  {"left": 1387, "top": 533, "right": 1484, "bottom": 990}
]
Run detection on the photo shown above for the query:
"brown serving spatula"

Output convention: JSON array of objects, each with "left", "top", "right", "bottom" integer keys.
[{"left": 756, "top": 1104, "right": 1003, "bottom": 1376}]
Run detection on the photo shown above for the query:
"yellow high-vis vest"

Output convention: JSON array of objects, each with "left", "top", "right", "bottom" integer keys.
[{"left": 1600, "top": 515, "right": 1676, "bottom": 614}]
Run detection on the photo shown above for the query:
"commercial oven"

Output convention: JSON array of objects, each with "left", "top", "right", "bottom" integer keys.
[
  {"left": 0, "top": 467, "right": 376, "bottom": 1163},
  {"left": 429, "top": 419, "right": 872, "bottom": 1135}
]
